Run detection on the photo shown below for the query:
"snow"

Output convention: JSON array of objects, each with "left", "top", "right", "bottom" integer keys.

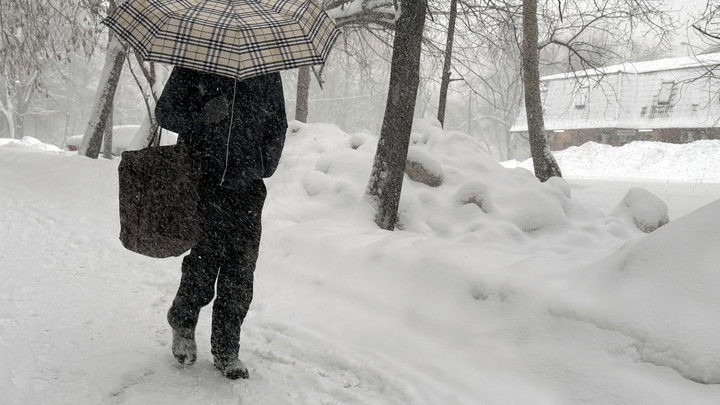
[
  {"left": 540, "top": 52, "right": 720, "bottom": 80},
  {"left": 564, "top": 202, "right": 720, "bottom": 385},
  {"left": 326, "top": 0, "right": 397, "bottom": 21},
  {"left": 65, "top": 125, "right": 178, "bottom": 155},
  {"left": 0, "top": 136, "right": 67, "bottom": 154},
  {"left": 503, "top": 140, "right": 720, "bottom": 182},
  {"left": 611, "top": 187, "right": 669, "bottom": 233},
  {"left": 2, "top": 123, "right": 720, "bottom": 404}
]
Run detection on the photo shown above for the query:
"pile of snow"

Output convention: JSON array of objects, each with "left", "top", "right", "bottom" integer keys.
[
  {"left": 274, "top": 119, "right": 642, "bottom": 255},
  {"left": 2, "top": 123, "right": 720, "bottom": 404},
  {"left": 64, "top": 125, "right": 177, "bottom": 155},
  {"left": 552, "top": 200, "right": 720, "bottom": 384},
  {"left": 612, "top": 187, "right": 669, "bottom": 233},
  {"left": 0, "top": 136, "right": 68, "bottom": 154},
  {"left": 503, "top": 140, "right": 720, "bottom": 182}
]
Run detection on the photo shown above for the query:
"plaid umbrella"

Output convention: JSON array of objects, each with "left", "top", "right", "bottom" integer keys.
[{"left": 103, "top": 0, "right": 340, "bottom": 80}]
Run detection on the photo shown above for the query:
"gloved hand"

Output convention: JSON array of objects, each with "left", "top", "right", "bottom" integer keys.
[{"left": 202, "top": 96, "right": 229, "bottom": 124}]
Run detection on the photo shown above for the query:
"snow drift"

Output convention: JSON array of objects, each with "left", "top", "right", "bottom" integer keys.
[{"left": 503, "top": 140, "right": 720, "bottom": 182}]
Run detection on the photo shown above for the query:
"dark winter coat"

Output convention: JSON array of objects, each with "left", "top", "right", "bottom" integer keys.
[{"left": 155, "top": 67, "right": 287, "bottom": 189}]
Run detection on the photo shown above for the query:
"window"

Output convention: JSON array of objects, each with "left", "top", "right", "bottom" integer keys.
[
  {"left": 657, "top": 80, "right": 676, "bottom": 105},
  {"left": 617, "top": 129, "right": 637, "bottom": 145},
  {"left": 682, "top": 131, "right": 695, "bottom": 143},
  {"left": 574, "top": 80, "right": 590, "bottom": 109}
]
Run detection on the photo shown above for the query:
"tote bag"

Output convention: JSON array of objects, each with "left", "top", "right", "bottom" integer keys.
[{"left": 118, "top": 141, "right": 200, "bottom": 258}]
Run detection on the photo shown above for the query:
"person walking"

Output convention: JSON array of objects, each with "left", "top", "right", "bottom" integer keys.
[
  {"left": 155, "top": 66, "right": 287, "bottom": 379},
  {"left": 103, "top": 0, "right": 339, "bottom": 380}
]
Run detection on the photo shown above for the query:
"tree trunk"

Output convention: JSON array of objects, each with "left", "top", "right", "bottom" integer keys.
[
  {"left": 365, "top": 0, "right": 427, "bottom": 230},
  {"left": 102, "top": 26, "right": 116, "bottom": 160},
  {"left": 0, "top": 109, "right": 13, "bottom": 139},
  {"left": 0, "top": 77, "right": 15, "bottom": 139},
  {"left": 128, "top": 113, "right": 159, "bottom": 151},
  {"left": 295, "top": 66, "right": 311, "bottom": 122},
  {"left": 467, "top": 90, "right": 472, "bottom": 136},
  {"left": 437, "top": 0, "right": 457, "bottom": 127},
  {"left": 128, "top": 60, "right": 164, "bottom": 151},
  {"left": 1, "top": 70, "right": 37, "bottom": 140},
  {"left": 15, "top": 92, "right": 27, "bottom": 140},
  {"left": 522, "top": 0, "right": 562, "bottom": 181},
  {"left": 505, "top": 129, "right": 513, "bottom": 160},
  {"left": 103, "top": 104, "right": 114, "bottom": 159},
  {"left": 80, "top": 35, "right": 127, "bottom": 158}
]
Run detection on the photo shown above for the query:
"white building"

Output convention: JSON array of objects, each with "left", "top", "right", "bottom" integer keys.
[{"left": 511, "top": 53, "right": 720, "bottom": 151}]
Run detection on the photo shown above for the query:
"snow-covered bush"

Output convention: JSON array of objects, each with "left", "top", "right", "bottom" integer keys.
[{"left": 612, "top": 187, "right": 669, "bottom": 233}]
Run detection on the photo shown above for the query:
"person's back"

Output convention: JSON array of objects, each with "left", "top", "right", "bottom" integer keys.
[{"left": 156, "top": 67, "right": 287, "bottom": 189}]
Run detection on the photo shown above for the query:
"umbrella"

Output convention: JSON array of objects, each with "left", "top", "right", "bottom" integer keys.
[{"left": 103, "top": 0, "right": 340, "bottom": 81}]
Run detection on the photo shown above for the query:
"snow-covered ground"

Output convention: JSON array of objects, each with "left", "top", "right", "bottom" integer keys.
[
  {"left": 1, "top": 121, "right": 719, "bottom": 404},
  {"left": 503, "top": 140, "right": 720, "bottom": 220}
]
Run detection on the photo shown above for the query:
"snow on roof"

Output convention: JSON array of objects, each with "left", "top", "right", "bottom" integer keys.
[{"left": 541, "top": 53, "right": 720, "bottom": 81}]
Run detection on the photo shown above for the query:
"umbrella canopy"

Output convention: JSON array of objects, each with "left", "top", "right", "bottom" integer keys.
[{"left": 103, "top": 0, "right": 340, "bottom": 81}]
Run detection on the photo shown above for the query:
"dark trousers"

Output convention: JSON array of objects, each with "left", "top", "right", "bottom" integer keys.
[{"left": 167, "top": 176, "right": 266, "bottom": 360}]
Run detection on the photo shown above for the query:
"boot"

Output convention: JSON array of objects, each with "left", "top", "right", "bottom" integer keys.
[
  {"left": 171, "top": 328, "right": 197, "bottom": 366},
  {"left": 214, "top": 357, "right": 249, "bottom": 379}
]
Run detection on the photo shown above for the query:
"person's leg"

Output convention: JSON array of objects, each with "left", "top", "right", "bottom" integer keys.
[
  {"left": 167, "top": 242, "right": 221, "bottom": 330},
  {"left": 210, "top": 179, "right": 266, "bottom": 379},
  {"left": 167, "top": 175, "right": 223, "bottom": 364}
]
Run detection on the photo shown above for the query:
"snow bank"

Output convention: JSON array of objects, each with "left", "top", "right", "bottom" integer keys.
[
  {"left": 272, "top": 119, "right": 638, "bottom": 256},
  {"left": 557, "top": 199, "right": 720, "bottom": 384},
  {"left": 0, "top": 136, "right": 68, "bottom": 154},
  {"left": 503, "top": 140, "right": 720, "bottom": 182},
  {"left": 64, "top": 125, "right": 178, "bottom": 154},
  {"left": 261, "top": 121, "right": 720, "bottom": 403}
]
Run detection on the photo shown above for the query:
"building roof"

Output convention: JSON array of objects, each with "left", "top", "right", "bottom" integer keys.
[
  {"left": 511, "top": 53, "right": 720, "bottom": 132},
  {"left": 541, "top": 53, "right": 720, "bottom": 80}
]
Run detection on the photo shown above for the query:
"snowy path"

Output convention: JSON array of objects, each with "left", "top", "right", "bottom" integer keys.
[{"left": 0, "top": 152, "right": 424, "bottom": 404}]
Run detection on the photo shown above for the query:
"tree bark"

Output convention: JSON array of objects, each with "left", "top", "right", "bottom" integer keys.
[
  {"left": 14, "top": 84, "right": 32, "bottom": 140},
  {"left": 522, "top": 0, "right": 562, "bottom": 181},
  {"left": 365, "top": 0, "right": 427, "bottom": 230},
  {"left": 80, "top": 35, "right": 127, "bottom": 159},
  {"left": 437, "top": 0, "right": 457, "bottom": 127},
  {"left": 102, "top": 25, "right": 116, "bottom": 159},
  {"left": 0, "top": 72, "right": 15, "bottom": 139},
  {"left": 103, "top": 104, "right": 114, "bottom": 159},
  {"left": 295, "top": 66, "right": 311, "bottom": 122}
]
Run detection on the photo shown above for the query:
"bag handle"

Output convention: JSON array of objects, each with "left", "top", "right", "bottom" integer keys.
[{"left": 150, "top": 126, "right": 163, "bottom": 147}]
